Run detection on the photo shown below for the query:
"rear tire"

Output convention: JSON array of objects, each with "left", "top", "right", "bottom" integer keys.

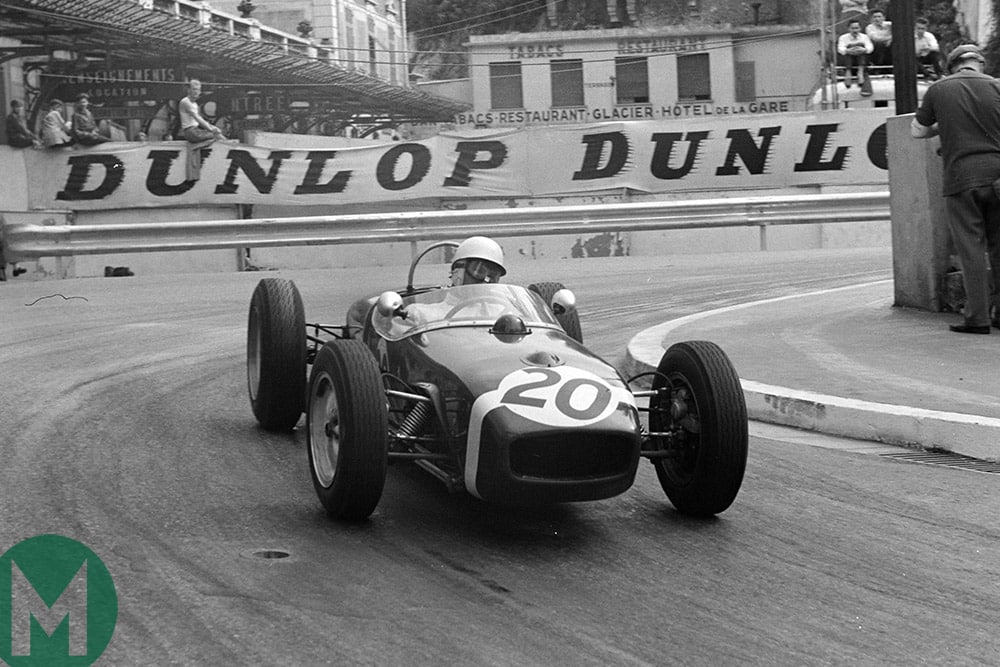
[
  {"left": 649, "top": 341, "right": 747, "bottom": 516},
  {"left": 247, "top": 278, "right": 306, "bottom": 432},
  {"left": 528, "top": 281, "right": 582, "bottom": 343},
  {"left": 307, "top": 341, "right": 388, "bottom": 521}
]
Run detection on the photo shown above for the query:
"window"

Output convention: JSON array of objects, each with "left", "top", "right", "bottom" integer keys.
[
  {"left": 490, "top": 62, "right": 523, "bottom": 109},
  {"left": 344, "top": 7, "right": 355, "bottom": 67},
  {"left": 551, "top": 59, "right": 584, "bottom": 107},
  {"left": 734, "top": 61, "right": 755, "bottom": 102},
  {"left": 387, "top": 27, "right": 397, "bottom": 83},
  {"left": 677, "top": 53, "right": 711, "bottom": 100},
  {"left": 369, "top": 35, "right": 377, "bottom": 75},
  {"left": 615, "top": 56, "right": 648, "bottom": 104}
]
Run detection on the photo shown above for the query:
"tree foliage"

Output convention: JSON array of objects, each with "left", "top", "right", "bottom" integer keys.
[{"left": 408, "top": 0, "right": 548, "bottom": 79}]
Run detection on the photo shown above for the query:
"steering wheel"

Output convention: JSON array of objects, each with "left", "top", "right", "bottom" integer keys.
[{"left": 444, "top": 296, "right": 511, "bottom": 319}]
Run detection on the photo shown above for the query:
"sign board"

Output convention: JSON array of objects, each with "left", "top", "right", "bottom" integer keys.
[{"left": 22, "top": 109, "right": 891, "bottom": 211}]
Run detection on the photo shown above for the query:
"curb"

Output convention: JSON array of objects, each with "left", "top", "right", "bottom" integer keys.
[{"left": 624, "top": 283, "right": 1000, "bottom": 461}]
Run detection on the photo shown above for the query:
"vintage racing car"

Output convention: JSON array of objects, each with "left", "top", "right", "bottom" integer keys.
[{"left": 246, "top": 241, "right": 748, "bottom": 521}]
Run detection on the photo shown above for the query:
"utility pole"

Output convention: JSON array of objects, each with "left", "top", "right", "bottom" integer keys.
[{"left": 890, "top": 0, "right": 918, "bottom": 113}]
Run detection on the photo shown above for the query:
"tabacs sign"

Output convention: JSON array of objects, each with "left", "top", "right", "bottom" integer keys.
[{"left": 23, "top": 109, "right": 890, "bottom": 211}]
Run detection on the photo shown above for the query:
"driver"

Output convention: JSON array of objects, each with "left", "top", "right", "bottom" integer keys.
[
  {"left": 346, "top": 236, "right": 507, "bottom": 337},
  {"left": 449, "top": 236, "right": 506, "bottom": 286}
]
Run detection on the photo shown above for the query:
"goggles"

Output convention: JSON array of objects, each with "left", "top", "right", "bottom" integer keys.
[{"left": 457, "top": 259, "right": 504, "bottom": 284}]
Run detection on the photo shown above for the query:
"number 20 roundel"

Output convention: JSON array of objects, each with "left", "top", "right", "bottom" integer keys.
[{"left": 495, "top": 366, "right": 628, "bottom": 428}]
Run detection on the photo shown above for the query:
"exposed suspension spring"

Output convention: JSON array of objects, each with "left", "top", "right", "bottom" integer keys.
[{"left": 397, "top": 401, "right": 431, "bottom": 438}]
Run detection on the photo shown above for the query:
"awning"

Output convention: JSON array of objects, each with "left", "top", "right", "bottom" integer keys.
[{"left": 0, "top": 0, "right": 468, "bottom": 125}]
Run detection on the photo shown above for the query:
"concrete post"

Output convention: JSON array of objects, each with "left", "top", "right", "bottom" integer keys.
[{"left": 887, "top": 113, "right": 952, "bottom": 311}]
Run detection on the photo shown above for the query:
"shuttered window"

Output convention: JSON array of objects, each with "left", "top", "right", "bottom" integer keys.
[
  {"left": 734, "top": 61, "right": 756, "bottom": 102},
  {"left": 551, "top": 59, "right": 584, "bottom": 107},
  {"left": 677, "top": 53, "right": 711, "bottom": 100},
  {"left": 615, "top": 56, "right": 648, "bottom": 104},
  {"left": 490, "top": 62, "right": 524, "bottom": 109}
]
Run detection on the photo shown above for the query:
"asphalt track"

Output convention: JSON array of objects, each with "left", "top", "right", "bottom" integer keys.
[{"left": 2, "top": 248, "right": 1000, "bottom": 665}]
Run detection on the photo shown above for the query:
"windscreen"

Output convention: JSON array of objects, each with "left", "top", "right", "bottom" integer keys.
[{"left": 372, "top": 284, "right": 560, "bottom": 341}]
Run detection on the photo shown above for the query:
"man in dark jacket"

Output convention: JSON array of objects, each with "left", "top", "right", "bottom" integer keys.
[
  {"left": 911, "top": 44, "right": 1000, "bottom": 333},
  {"left": 71, "top": 93, "right": 110, "bottom": 145},
  {"left": 5, "top": 99, "right": 39, "bottom": 148}
]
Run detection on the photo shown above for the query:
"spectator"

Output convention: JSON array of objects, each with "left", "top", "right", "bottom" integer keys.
[
  {"left": 865, "top": 9, "right": 892, "bottom": 69},
  {"left": 5, "top": 100, "right": 40, "bottom": 148},
  {"left": 837, "top": 19, "right": 874, "bottom": 93},
  {"left": 71, "top": 93, "right": 111, "bottom": 146},
  {"left": 41, "top": 99, "right": 73, "bottom": 148},
  {"left": 178, "top": 79, "right": 223, "bottom": 180},
  {"left": 911, "top": 44, "right": 1000, "bottom": 334},
  {"left": 915, "top": 18, "right": 943, "bottom": 80}
]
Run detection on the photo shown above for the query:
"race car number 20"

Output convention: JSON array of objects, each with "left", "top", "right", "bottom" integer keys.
[{"left": 497, "top": 367, "right": 620, "bottom": 427}]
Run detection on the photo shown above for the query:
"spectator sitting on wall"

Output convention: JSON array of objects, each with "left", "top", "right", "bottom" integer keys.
[
  {"left": 5, "top": 99, "right": 40, "bottom": 148},
  {"left": 837, "top": 19, "right": 874, "bottom": 93},
  {"left": 41, "top": 99, "right": 73, "bottom": 148},
  {"left": 71, "top": 93, "right": 111, "bottom": 146},
  {"left": 915, "top": 18, "right": 943, "bottom": 80},
  {"left": 865, "top": 9, "right": 892, "bottom": 69},
  {"left": 179, "top": 79, "right": 224, "bottom": 180}
]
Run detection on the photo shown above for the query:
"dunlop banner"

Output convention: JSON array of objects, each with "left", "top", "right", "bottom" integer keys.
[{"left": 24, "top": 109, "right": 890, "bottom": 211}]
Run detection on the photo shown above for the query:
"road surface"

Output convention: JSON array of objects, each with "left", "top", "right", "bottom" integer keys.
[{"left": 2, "top": 247, "right": 998, "bottom": 665}]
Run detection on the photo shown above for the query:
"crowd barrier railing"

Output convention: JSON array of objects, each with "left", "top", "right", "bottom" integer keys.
[{"left": 2, "top": 191, "right": 890, "bottom": 261}]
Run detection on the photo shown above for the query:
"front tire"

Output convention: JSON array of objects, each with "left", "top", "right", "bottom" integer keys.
[
  {"left": 649, "top": 341, "right": 747, "bottom": 516},
  {"left": 528, "top": 281, "right": 582, "bottom": 343},
  {"left": 307, "top": 341, "right": 388, "bottom": 521},
  {"left": 247, "top": 278, "right": 306, "bottom": 432}
]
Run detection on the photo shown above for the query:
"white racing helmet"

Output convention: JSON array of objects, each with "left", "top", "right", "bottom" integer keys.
[{"left": 451, "top": 236, "right": 506, "bottom": 285}]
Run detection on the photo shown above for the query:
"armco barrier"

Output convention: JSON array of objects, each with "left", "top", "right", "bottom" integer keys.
[{"left": 3, "top": 191, "right": 889, "bottom": 261}]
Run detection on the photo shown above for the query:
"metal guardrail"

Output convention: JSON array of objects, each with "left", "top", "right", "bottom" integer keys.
[{"left": 2, "top": 191, "right": 890, "bottom": 261}]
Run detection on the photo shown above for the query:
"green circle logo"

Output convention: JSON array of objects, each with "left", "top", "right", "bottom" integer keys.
[{"left": 0, "top": 535, "right": 117, "bottom": 666}]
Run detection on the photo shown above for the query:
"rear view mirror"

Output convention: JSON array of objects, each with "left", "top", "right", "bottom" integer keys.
[{"left": 376, "top": 291, "right": 406, "bottom": 318}]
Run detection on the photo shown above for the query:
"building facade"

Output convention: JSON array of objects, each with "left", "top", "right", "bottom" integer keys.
[
  {"left": 454, "top": 26, "right": 820, "bottom": 128},
  {"left": 210, "top": 0, "right": 408, "bottom": 84}
]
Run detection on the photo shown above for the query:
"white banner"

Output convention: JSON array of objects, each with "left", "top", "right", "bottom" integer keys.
[{"left": 24, "top": 109, "right": 891, "bottom": 211}]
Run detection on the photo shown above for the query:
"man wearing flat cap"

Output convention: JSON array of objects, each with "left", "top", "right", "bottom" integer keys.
[
  {"left": 71, "top": 92, "right": 110, "bottom": 145},
  {"left": 912, "top": 44, "right": 1000, "bottom": 334}
]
